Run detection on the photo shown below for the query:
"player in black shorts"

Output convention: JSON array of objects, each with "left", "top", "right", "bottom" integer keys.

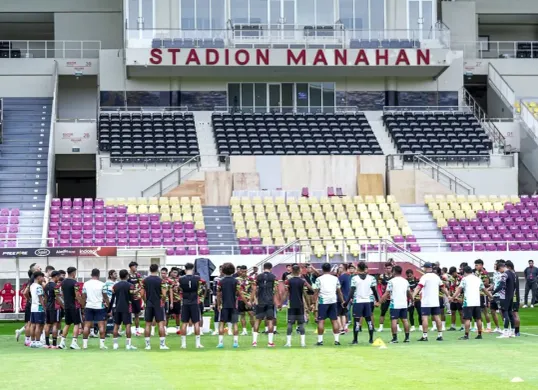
[
  {"left": 406, "top": 269, "right": 421, "bottom": 332},
  {"left": 111, "top": 269, "right": 137, "bottom": 350},
  {"left": 21, "top": 264, "right": 39, "bottom": 345},
  {"left": 168, "top": 268, "right": 182, "bottom": 332},
  {"left": 447, "top": 267, "right": 464, "bottom": 331},
  {"left": 142, "top": 264, "right": 169, "bottom": 350},
  {"left": 178, "top": 263, "right": 204, "bottom": 349},
  {"left": 377, "top": 262, "right": 393, "bottom": 332},
  {"left": 506, "top": 261, "right": 521, "bottom": 337},
  {"left": 283, "top": 265, "right": 312, "bottom": 347},
  {"left": 492, "top": 260, "right": 517, "bottom": 338},
  {"left": 127, "top": 261, "right": 144, "bottom": 335},
  {"left": 216, "top": 263, "right": 249, "bottom": 348},
  {"left": 59, "top": 267, "right": 82, "bottom": 350},
  {"left": 251, "top": 262, "right": 278, "bottom": 347},
  {"left": 44, "top": 271, "right": 61, "bottom": 348}
]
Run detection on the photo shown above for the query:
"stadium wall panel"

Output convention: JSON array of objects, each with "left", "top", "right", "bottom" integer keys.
[
  {"left": 55, "top": 122, "right": 97, "bottom": 154},
  {"left": 441, "top": 1, "right": 477, "bottom": 46},
  {"left": 476, "top": 0, "right": 538, "bottom": 15},
  {"left": 205, "top": 171, "right": 233, "bottom": 206},
  {"left": 487, "top": 86, "right": 512, "bottom": 120},
  {"left": 256, "top": 156, "right": 282, "bottom": 190},
  {"left": 58, "top": 75, "right": 98, "bottom": 119},
  {"left": 232, "top": 173, "right": 260, "bottom": 191},
  {"left": 1, "top": 0, "right": 122, "bottom": 13},
  {"left": 0, "top": 75, "right": 53, "bottom": 97},
  {"left": 96, "top": 168, "right": 181, "bottom": 198},
  {"left": 54, "top": 12, "right": 123, "bottom": 50},
  {"left": 335, "top": 91, "right": 385, "bottom": 110}
]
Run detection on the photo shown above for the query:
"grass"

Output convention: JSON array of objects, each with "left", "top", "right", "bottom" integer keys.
[{"left": 1, "top": 310, "right": 538, "bottom": 389}]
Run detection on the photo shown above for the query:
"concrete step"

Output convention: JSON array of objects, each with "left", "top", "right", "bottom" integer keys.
[
  {"left": 206, "top": 232, "right": 238, "bottom": 240},
  {"left": 0, "top": 166, "right": 48, "bottom": 174},
  {"left": 205, "top": 225, "right": 235, "bottom": 234},
  {"left": 203, "top": 215, "right": 233, "bottom": 224},
  {"left": 0, "top": 187, "right": 47, "bottom": 195},
  {"left": 0, "top": 202, "right": 45, "bottom": 210},
  {"left": 0, "top": 173, "right": 48, "bottom": 180}
]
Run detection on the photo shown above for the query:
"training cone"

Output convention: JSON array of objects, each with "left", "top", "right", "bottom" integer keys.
[
  {"left": 510, "top": 378, "right": 524, "bottom": 383},
  {"left": 372, "top": 338, "right": 386, "bottom": 347}
]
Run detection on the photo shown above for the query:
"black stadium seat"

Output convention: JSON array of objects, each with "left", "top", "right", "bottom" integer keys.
[
  {"left": 383, "top": 111, "right": 493, "bottom": 161},
  {"left": 212, "top": 112, "right": 383, "bottom": 156},
  {"left": 98, "top": 111, "right": 199, "bottom": 163}
]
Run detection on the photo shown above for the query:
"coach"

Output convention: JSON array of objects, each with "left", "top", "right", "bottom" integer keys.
[{"left": 523, "top": 260, "right": 538, "bottom": 308}]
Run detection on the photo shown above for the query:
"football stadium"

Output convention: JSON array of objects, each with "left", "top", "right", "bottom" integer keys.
[{"left": 1, "top": 0, "right": 538, "bottom": 388}]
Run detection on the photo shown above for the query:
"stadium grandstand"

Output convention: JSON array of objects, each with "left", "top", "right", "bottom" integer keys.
[{"left": 1, "top": 0, "right": 538, "bottom": 387}]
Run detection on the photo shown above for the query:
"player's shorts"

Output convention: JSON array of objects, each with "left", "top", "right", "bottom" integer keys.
[
  {"left": 390, "top": 308, "right": 408, "bottom": 320},
  {"left": 490, "top": 300, "right": 499, "bottom": 311},
  {"left": 255, "top": 304, "right": 275, "bottom": 320},
  {"left": 317, "top": 303, "right": 338, "bottom": 321},
  {"left": 462, "top": 306, "right": 481, "bottom": 321},
  {"left": 181, "top": 303, "right": 201, "bottom": 323},
  {"left": 114, "top": 311, "right": 132, "bottom": 326},
  {"left": 46, "top": 309, "right": 61, "bottom": 324},
  {"left": 84, "top": 308, "right": 107, "bottom": 322},
  {"left": 219, "top": 308, "right": 238, "bottom": 323},
  {"left": 59, "top": 309, "right": 65, "bottom": 320},
  {"left": 144, "top": 306, "right": 166, "bottom": 323},
  {"left": 352, "top": 302, "right": 372, "bottom": 318},
  {"left": 450, "top": 302, "right": 463, "bottom": 311},
  {"left": 171, "top": 302, "right": 181, "bottom": 315},
  {"left": 65, "top": 308, "right": 83, "bottom": 325},
  {"left": 287, "top": 307, "right": 305, "bottom": 323},
  {"left": 500, "top": 299, "right": 513, "bottom": 312},
  {"left": 24, "top": 304, "right": 31, "bottom": 323},
  {"left": 380, "top": 300, "right": 390, "bottom": 316},
  {"left": 30, "top": 312, "right": 45, "bottom": 324},
  {"left": 512, "top": 302, "right": 519, "bottom": 312},
  {"left": 131, "top": 299, "right": 142, "bottom": 314},
  {"left": 337, "top": 302, "right": 348, "bottom": 316},
  {"left": 238, "top": 300, "right": 252, "bottom": 313},
  {"left": 480, "top": 296, "right": 488, "bottom": 309},
  {"left": 421, "top": 306, "right": 441, "bottom": 316}
]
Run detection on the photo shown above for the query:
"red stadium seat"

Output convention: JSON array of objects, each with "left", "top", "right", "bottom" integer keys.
[{"left": 0, "top": 283, "right": 16, "bottom": 313}]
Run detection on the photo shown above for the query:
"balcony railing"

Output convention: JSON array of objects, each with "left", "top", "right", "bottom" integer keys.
[
  {"left": 126, "top": 25, "right": 450, "bottom": 49},
  {"left": 0, "top": 40, "right": 101, "bottom": 59},
  {"left": 453, "top": 41, "right": 538, "bottom": 59}
]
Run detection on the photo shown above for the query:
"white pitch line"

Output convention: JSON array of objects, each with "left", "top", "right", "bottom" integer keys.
[{"left": 520, "top": 332, "right": 538, "bottom": 337}]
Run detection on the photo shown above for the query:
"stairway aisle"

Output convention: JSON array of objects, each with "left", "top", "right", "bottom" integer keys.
[
  {"left": 364, "top": 111, "right": 397, "bottom": 155},
  {"left": 400, "top": 205, "right": 449, "bottom": 252},
  {"left": 0, "top": 97, "right": 52, "bottom": 245},
  {"left": 202, "top": 206, "right": 238, "bottom": 255},
  {"left": 193, "top": 111, "right": 219, "bottom": 169}
]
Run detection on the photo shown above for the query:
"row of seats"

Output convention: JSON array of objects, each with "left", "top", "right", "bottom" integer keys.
[
  {"left": 213, "top": 112, "right": 383, "bottom": 156},
  {"left": 384, "top": 111, "right": 493, "bottom": 158},
  {"left": 152, "top": 38, "right": 225, "bottom": 48},
  {"left": 0, "top": 209, "right": 19, "bottom": 246},
  {"left": 98, "top": 112, "right": 199, "bottom": 161},
  {"left": 349, "top": 39, "right": 420, "bottom": 49},
  {"left": 230, "top": 194, "right": 397, "bottom": 206},
  {"left": 516, "top": 42, "right": 538, "bottom": 59}
]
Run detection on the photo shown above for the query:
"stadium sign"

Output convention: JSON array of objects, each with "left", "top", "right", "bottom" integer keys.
[
  {"left": 145, "top": 48, "right": 431, "bottom": 66},
  {"left": 0, "top": 247, "right": 118, "bottom": 258}
]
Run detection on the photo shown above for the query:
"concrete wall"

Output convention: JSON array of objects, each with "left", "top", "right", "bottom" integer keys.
[
  {"left": 96, "top": 167, "right": 180, "bottom": 198},
  {"left": 388, "top": 169, "right": 455, "bottom": 204},
  {"left": 487, "top": 86, "right": 513, "bottom": 119},
  {"left": 54, "top": 13, "right": 123, "bottom": 50},
  {"left": 444, "top": 166, "right": 518, "bottom": 195},
  {"left": 494, "top": 121, "right": 520, "bottom": 151},
  {"left": 0, "top": 76, "right": 52, "bottom": 97},
  {"left": 476, "top": 0, "right": 538, "bottom": 14},
  {"left": 58, "top": 75, "right": 98, "bottom": 119},
  {"left": 55, "top": 122, "right": 98, "bottom": 154},
  {"left": 479, "top": 24, "right": 538, "bottom": 42},
  {"left": 1, "top": 0, "right": 122, "bottom": 12},
  {"left": 442, "top": 1, "right": 478, "bottom": 44}
]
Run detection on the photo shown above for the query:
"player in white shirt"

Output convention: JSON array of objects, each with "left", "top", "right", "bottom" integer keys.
[
  {"left": 452, "top": 265, "right": 493, "bottom": 340},
  {"left": 81, "top": 269, "right": 110, "bottom": 349},
  {"left": 346, "top": 262, "right": 379, "bottom": 345},
  {"left": 412, "top": 262, "right": 451, "bottom": 342},
  {"left": 29, "top": 272, "right": 46, "bottom": 348},
  {"left": 312, "top": 263, "right": 344, "bottom": 346},
  {"left": 380, "top": 265, "right": 412, "bottom": 343}
]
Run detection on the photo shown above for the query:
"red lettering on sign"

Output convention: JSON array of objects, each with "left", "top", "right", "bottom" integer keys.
[
  {"left": 312, "top": 50, "right": 328, "bottom": 65},
  {"left": 256, "top": 49, "right": 269, "bottom": 65},
  {"left": 185, "top": 49, "right": 201, "bottom": 65},
  {"left": 206, "top": 49, "right": 219, "bottom": 65},
  {"left": 354, "top": 49, "right": 369, "bottom": 65},
  {"left": 167, "top": 49, "right": 180, "bottom": 65},
  {"left": 334, "top": 49, "right": 347, "bottom": 66},
  {"left": 235, "top": 49, "right": 250, "bottom": 65},
  {"left": 376, "top": 49, "right": 389, "bottom": 65},
  {"left": 149, "top": 48, "right": 162, "bottom": 65},
  {"left": 287, "top": 49, "right": 306, "bottom": 65},
  {"left": 395, "top": 49, "right": 410, "bottom": 66},
  {"left": 417, "top": 49, "right": 430, "bottom": 65}
]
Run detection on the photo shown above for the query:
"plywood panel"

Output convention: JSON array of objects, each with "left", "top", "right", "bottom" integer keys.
[
  {"left": 233, "top": 172, "right": 260, "bottom": 191},
  {"left": 280, "top": 156, "right": 358, "bottom": 196},
  {"left": 357, "top": 174, "right": 384, "bottom": 196},
  {"left": 359, "top": 155, "right": 385, "bottom": 193},
  {"left": 388, "top": 170, "right": 415, "bottom": 204},
  {"left": 204, "top": 171, "right": 233, "bottom": 206},
  {"left": 165, "top": 180, "right": 206, "bottom": 204},
  {"left": 415, "top": 170, "right": 455, "bottom": 204},
  {"left": 230, "top": 156, "right": 256, "bottom": 173}
]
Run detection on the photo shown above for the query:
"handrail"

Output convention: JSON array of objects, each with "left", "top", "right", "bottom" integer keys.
[
  {"left": 462, "top": 87, "right": 506, "bottom": 151},
  {"left": 213, "top": 106, "right": 360, "bottom": 113},
  {"left": 41, "top": 61, "right": 59, "bottom": 247},
  {"left": 140, "top": 155, "right": 201, "bottom": 197},
  {"left": 488, "top": 62, "right": 516, "bottom": 108},
  {"left": 251, "top": 239, "right": 301, "bottom": 272},
  {"left": 0, "top": 40, "right": 101, "bottom": 59},
  {"left": 99, "top": 106, "right": 189, "bottom": 112},
  {"left": 40, "top": 65, "right": 59, "bottom": 243},
  {"left": 0, "top": 97, "right": 3, "bottom": 144},
  {"left": 387, "top": 153, "right": 516, "bottom": 169},
  {"left": 413, "top": 154, "right": 475, "bottom": 195},
  {"left": 383, "top": 106, "right": 470, "bottom": 112}
]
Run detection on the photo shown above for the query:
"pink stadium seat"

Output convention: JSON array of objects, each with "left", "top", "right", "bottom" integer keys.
[
  {"left": 165, "top": 248, "right": 175, "bottom": 255},
  {"left": 62, "top": 198, "right": 72, "bottom": 208},
  {"left": 301, "top": 187, "right": 309, "bottom": 198},
  {"left": 51, "top": 198, "right": 61, "bottom": 207},
  {"left": 240, "top": 246, "right": 252, "bottom": 255},
  {"left": 83, "top": 239, "right": 94, "bottom": 246},
  {"left": 174, "top": 238, "right": 185, "bottom": 246},
  {"left": 199, "top": 246, "right": 210, "bottom": 255},
  {"left": 327, "top": 187, "right": 335, "bottom": 197},
  {"left": 187, "top": 247, "right": 197, "bottom": 255},
  {"left": 175, "top": 247, "right": 187, "bottom": 256},
  {"left": 183, "top": 221, "right": 194, "bottom": 230},
  {"left": 163, "top": 238, "right": 174, "bottom": 247}
]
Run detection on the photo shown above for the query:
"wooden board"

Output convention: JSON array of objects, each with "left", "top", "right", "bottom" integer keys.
[
  {"left": 357, "top": 173, "right": 384, "bottom": 196},
  {"left": 229, "top": 156, "right": 257, "bottom": 173},
  {"left": 204, "top": 171, "right": 233, "bottom": 206},
  {"left": 165, "top": 180, "right": 206, "bottom": 204},
  {"left": 232, "top": 172, "right": 260, "bottom": 191}
]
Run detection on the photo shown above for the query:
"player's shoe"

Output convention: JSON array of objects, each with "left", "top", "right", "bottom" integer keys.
[
  {"left": 441, "top": 326, "right": 446, "bottom": 331},
  {"left": 351, "top": 340, "right": 358, "bottom": 345},
  {"left": 159, "top": 345, "right": 170, "bottom": 350},
  {"left": 447, "top": 327, "right": 456, "bottom": 331},
  {"left": 211, "top": 330, "right": 218, "bottom": 336},
  {"left": 89, "top": 331, "right": 98, "bottom": 338},
  {"left": 493, "top": 327, "right": 501, "bottom": 333},
  {"left": 458, "top": 335, "right": 469, "bottom": 340},
  {"left": 390, "top": 340, "right": 398, "bottom": 344},
  {"left": 113, "top": 344, "right": 119, "bottom": 350},
  {"left": 484, "top": 328, "right": 492, "bottom": 333},
  {"left": 241, "top": 329, "right": 248, "bottom": 336},
  {"left": 100, "top": 345, "right": 108, "bottom": 350},
  {"left": 70, "top": 343, "right": 81, "bottom": 350},
  {"left": 196, "top": 344, "right": 204, "bottom": 349},
  {"left": 497, "top": 334, "right": 511, "bottom": 339},
  {"left": 145, "top": 345, "right": 152, "bottom": 350},
  {"left": 181, "top": 344, "right": 187, "bottom": 349},
  {"left": 300, "top": 343, "right": 306, "bottom": 348},
  {"left": 58, "top": 343, "right": 65, "bottom": 349},
  {"left": 284, "top": 343, "right": 291, "bottom": 347},
  {"left": 410, "top": 326, "right": 416, "bottom": 332},
  {"left": 522, "top": 305, "right": 528, "bottom": 308},
  {"left": 135, "top": 331, "right": 142, "bottom": 337},
  {"left": 216, "top": 343, "right": 224, "bottom": 348},
  {"left": 267, "top": 343, "right": 275, "bottom": 348},
  {"left": 316, "top": 341, "right": 324, "bottom": 346},
  {"left": 251, "top": 341, "right": 257, "bottom": 347},
  {"left": 126, "top": 345, "right": 137, "bottom": 350},
  {"left": 436, "top": 336, "right": 443, "bottom": 341},
  {"left": 418, "top": 337, "right": 428, "bottom": 342},
  {"left": 334, "top": 341, "right": 341, "bottom": 346},
  {"left": 475, "top": 335, "right": 483, "bottom": 340},
  {"left": 232, "top": 342, "right": 239, "bottom": 348},
  {"left": 15, "top": 329, "right": 21, "bottom": 342},
  {"left": 403, "top": 339, "right": 410, "bottom": 343},
  {"left": 470, "top": 326, "right": 477, "bottom": 332}
]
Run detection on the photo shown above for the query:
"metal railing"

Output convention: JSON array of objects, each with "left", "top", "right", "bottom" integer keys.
[
  {"left": 414, "top": 155, "right": 475, "bottom": 195},
  {"left": 488, "top": 62, "right": 516, "bottom": 109},
  {"left": 56, "top": 118, "right": 96, "bottom": 123},
  {"left": 462, "top": 87, "right": 506, "bottom": 151},
  {"left": 452, "top": 41, "right": 538, "bottom": 59},
  {"left": 140, "top": 154, "right": 231, "bottom": 197},
  {"left": 99, "top": 106, "right": 189, "bottom": 113},
  {"left": 0, "top": 40, "right": 101, "bottom": 59},
  {"left": 98, "top": 155, "right": 199, "bottom": 170},
  {"left": 213, "top": 105, "right": 360, "bottom": 113},
  {"left": 520, "top": 102, "right": 538, "bottom": 141},
  {"left": 125, "top": 25, "right": 450, "bottom": 49},
  {"left": 41, "top": 61, "right": 59, "bottom": 247},
  {"left": 383, "top": 105, "right": 471, "bottom": 113},
  {"left": 412, "top": 240, "right": 538, "bottom": 253},
  {"left": 387, "top": 153, "right": 516, "bottom": 169}
]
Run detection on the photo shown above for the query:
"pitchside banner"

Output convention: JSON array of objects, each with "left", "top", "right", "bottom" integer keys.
[
  {"left": 0, "top": 247, "right": 118, "bottom": 258},
  {"left": 127, "top": 48, "right": 438, "bottom": 67}
]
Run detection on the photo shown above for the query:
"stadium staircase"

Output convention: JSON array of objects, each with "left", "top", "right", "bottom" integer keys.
[
  {"left": 193, "top": 112, "right": 220, "bottom": 169},
  {"left": 400, "top": 205, "right": 448, "bottom": 252},
  {"left": 0, "top": 97, "right": 51, "bottom": 245},
  {"left": 364, "top": 111, "right": 398, "bottom": 155},
  {"left": 202, "top": 206, "right": 238, "bottom": 255}
]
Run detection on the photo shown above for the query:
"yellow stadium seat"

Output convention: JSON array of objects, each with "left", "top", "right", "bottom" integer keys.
[
  {"left": 432, "top": 210, "right": 443, "bottom": 219},
  {"left": 366, "top": 228, "right": 378, "bottom": 238},
  {"left": 401, "top": 226, "right": 413, "bottom": 236},
  {"left": 377, "top": 227, "right": 389, "bottom": 238},
  {"left": 276, "top": 204, "right": 288, "bottom": 213},
  {"left": 389, "top": 226, "right": 401, "bottom": 236},
  {"left": 493, "top": 202, "right": 504, "bottom": 211},
  {"left": 322, "top": 204, "right": 333, "bottom": 213},
  {"left": 171, "top": 204, "right": 182, "bottom": 213},
  {"left": 343, "top": 227, "right": 354, "bottom": 238},
  {"left": 288, "top": 204, "right": 299, "bottom": 213},
  {"left": 307, "top": 197, "right": 319, "bottom": 205},
  {"left": 230, "top": 196, "right": 240, "bottom": 206},
  {"left": 345, "top": 203, "right": 356, "bottom": 212},
  {"left": 428, "top": 203, "right": 439, "bottom": 211},
  {"left": 258, "top": 220, "right": 269, "bottom": 230},
  {"left": 326, "top": 244, "right": 338, "bottom": 258},
  {"left": 375, "top": 195, "right": 385, "bottom": 204},
  {"left": 454, "top": 210, "right": 465, "bottom": 220},
  {"left": 296, "top": 230, "right": 308, "bottom": 240},
  {"left": 363, "top": 220, "right": 374, "bottom": 229},
  {"left": 148, "top": 197, "right": 158, "bottom": 206},
  {"left": 471, "top": 202, "right": 482, "bottom": 211},
  {"left": 308, "top": 228, "right": 319, "bottom": 238},
  {"left": 374, "top": 219, "right": 386, "bottom": 229},
  {"left": 191, "top": 197, "right": 201, "bottom": 205},
  {"left": 390, "top": 203, "right": 401, "bottom": 212},
  {"left": 275, "top": 237, "right": 286, "bottom": 246},
  {"left": 255, "top": 211, "right": 267, "bottom": 221},
  {"left": 319, "top": 196, "right": 330, "bottom": 205},
  {"left": 424, "top": 195, "right": 434, "bottom": 205},
  {"left": 245, "top": 221, "right": 258, "bottom": 231},
  {"left": 382, "top": 210, "right": 393, "bottom": 221},
  {"left": 341, "top": 196, "right": 352, "bottom": 204},
  {"left": 465, "top": 210, "right": 476, "bottom": 219},
  {"left": 351, "top": 219, "right": 362, "bottom": 229},
  {"left": 349, "top": 243, "right": 361, "bottom": 256},
  {"left": 126, "top": 197, "right": 136, "bottom": 205},
  {"left": 160, "top": 213, "right": 171, "bottom": 222},
  {"left": 378, "top": 203, "right": 390, "bottom": 213},
  {"left": 435, "top": 195, "right": 445, "bottom": 202},
  {"left": 455, "top": 195, "right": 466, "bottom": 203},
  {"left": 437, "top": 218, "right": 447, "bottom": 228},
  {"left": 386, "top": 195, "right": 396, "bottom": 204},
  {"left": 168, "top": 197, "right": 179, "bottom": 205},
  {"left": 460, "top": 202, "right": 471, "bottom": 211},
  {"left": 253, "top": 204, "right": 264, "bottom": 213},
  {"left": 251, "top": 196, "right": 262, "bottom": 205},
  {"left": 333, "top": 204, "right": 344, "bottom": 213},
  {"left": 264, "top": 204, "right": 275, "bottom": 214},
  {"left": 138, "top": 205, "right": 148, "bottom": 214},
  {"left": 240, "top": 197, "right": 251, "bottom": 206},
  {"left": 160, "top": 205, "right": 171, "bottom": 214},
  {"left": 304, "top": 220, "right": 315, "bottom": 230},
  {"left": 105, "top": 198, "right": 116, "bottom": 206},
  {"left": 371, "top": 211, "right": 382, "bottom": 221},
  {"left": 386, "top": 219, "right": 397, "bottom": 228},
  {"left": 272, "top": 229, "right": 283, "bottom": 238},
  {"left": 510, "top": 195, "right": 520, "bottom": 203},
  {"left": 241, "top": 204, "right": 253, "bottom": 213},
  {"left": 244, "top": 212, "right": 255, "bottom": 222},
  {"left": 397, "top": 219, "right": 408, "bottom": 228},
  {"left": 281, "top": 220, "right": 292, "bottom": 229},
  {"left": 126, "top": 205, "right": 137, "bottom": 214},
  {"left": 314, "top": 244, "right": 325, "bottom": 257},
  {"left": 301, "top": 212, "right": 312, "bottom": 221},
  {"left": 348, "top": 211, "right": 359, "bottom": 220},
  {"left": 193, "top": 213, "right": 204, "bottom": 222},
  {"left": 194, "top": 221, "right": 205, "bottom": 230},
  {"left": 359, "top": 211, "right": 370, "bottom": 220},
  {"left": 115, "top": 197, "right": 127, "bottom": 206},
  {"left": 299, "top": 204, "right": 310, "bottom": 213},
  {"left": 364, "top": 195, "right": 375, "bottom": 204},
  {"left": 248, "top": 229, "right": 260, "bottom": 238},
  {"left": 450, "top": 202, "right": 460, "bottom": 211},
  {"left": 297, "top": 196, "right": 308, "bottom": 206},
  {"left": 467, "top": 195, "right": 477, "bottom": 203},
  {"left": 262, "top": 237, "right": 273, "bottom": 246},
  {"left": 159, "top": 197, "right": 169, "bottom": 206},
  {"left": 367, "top": 203, "right": 379, "bottom": 213},
  {"left": 136, "top": 197, "right": 147, "bottom": 206},
  {"left": 330, "top": 196, "right": 342, "bottom": 205},
  {"left": 263, "top": 196, "right": 274, "bottom": 205},
  {"left": 149, "top": 205, "right": 159, "bottom": 214},
  {"left": 172, "top": 213, "right": 183, "bottom": 222},
  {"left": 353, "top": 195, "right": 364, "bottom": 204},
  {"left": 498, "top": 195, "right": 509, "bottom": 203},
  {"left": 439, "top": 202, "right": 449, "bottom": 211},
  {"left": 182, "top": 213, "right": 193, "bottom": 222},
  {"left": 477, "top": 195, "right": 488, "bottom": 203},
  {"left": 446, "top": 195, "right": 456, "bottom": 203},
  {"left": 393, "top": 210, "right": 404, "bottom": 220},
  {"left": 340, "top": 219, "right": 351, "bottom": 229},
  {"left": 482, "top": 202, "right": 493, "bottom": 211},
  {"left": 319, "top": 227, "right": 331, "bottom": 237},
  {"left": 275, "top": 196, "right": 285, "bottom": 205},
  {"left": 357, "top": 204, "right": 368, "bottom": 213},
  {"left": 442, "top": 210, "right": 454, "bottom": 219},
  {"left": 236, "top": 229, "right": 248, "bottom": 238},
  {"left": 280, "top": 212, "right": 290, "bottom": 221},
  {"left": 488, "top": 195, "right": 498, "bottom": 202}
]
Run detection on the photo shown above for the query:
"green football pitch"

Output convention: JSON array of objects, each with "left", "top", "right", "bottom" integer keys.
[{"left": 1, "top": 311, "right": 538, "bottom": 390}]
